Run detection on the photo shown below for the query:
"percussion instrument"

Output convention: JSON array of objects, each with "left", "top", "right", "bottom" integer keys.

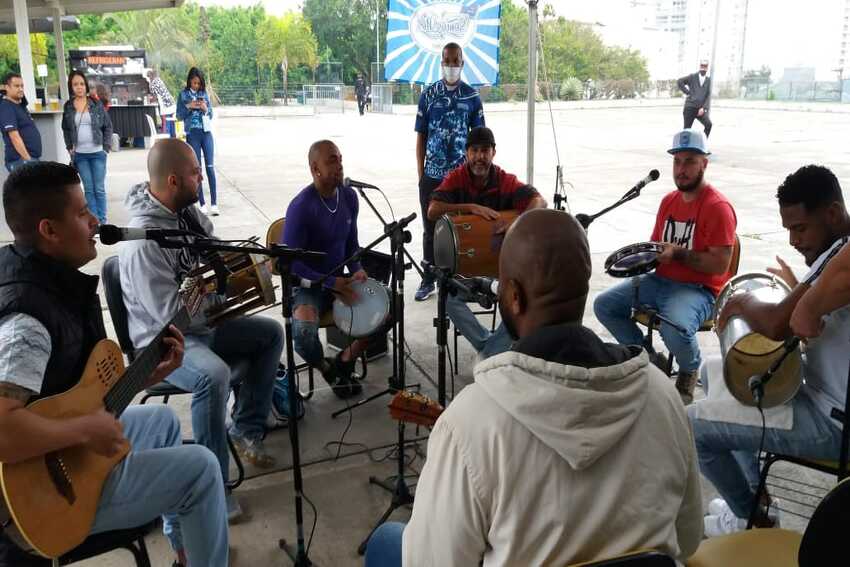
[
  {"left": 187, "top": 243, "right": 276, "bottom": 326},
  {"left": 715, "top": 272, "right": 802, "bottom": 408},
  {"left": 332, "top": 278, "right": 390, "bottom": 338},
  {"left": 604, "top": 242, "right": 665, "bottom": 278},
  {"left": 433, "top": 210, "right": 519, "bottom": 277}
]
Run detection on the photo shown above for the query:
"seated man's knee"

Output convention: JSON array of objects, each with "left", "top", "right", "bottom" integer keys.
[
  {"left": 293, "top": 304, "right": 319, "bottom": 323},
  {"left": 183, "top": 444, "right": 224, "bottom": 485}
]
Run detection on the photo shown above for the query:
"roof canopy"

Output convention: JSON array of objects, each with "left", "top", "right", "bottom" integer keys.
[{"left": 0, "top": 0, "right": 183, "bottom": 19}]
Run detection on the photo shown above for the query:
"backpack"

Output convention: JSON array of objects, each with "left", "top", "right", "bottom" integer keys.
[{"left": 265, "top": 369, "right": 305, "bottom": 429}]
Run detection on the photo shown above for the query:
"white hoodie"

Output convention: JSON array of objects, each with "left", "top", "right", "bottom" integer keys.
[{"left": 403, "top": 326, "right": 702, "bottom": 566}]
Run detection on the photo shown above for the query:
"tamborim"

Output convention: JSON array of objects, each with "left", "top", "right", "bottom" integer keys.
[
  {"left": 433, "top": 210, "right": 519, "bottom": 277},
  {"left": 715, "top": 272, "right": 802, "bottom": 408},
  {"left": 333, "top": 278, "right": 390, "bottom": 338},
  {"left": 605, "top": 242, "right": 664, "bottom": 278}
]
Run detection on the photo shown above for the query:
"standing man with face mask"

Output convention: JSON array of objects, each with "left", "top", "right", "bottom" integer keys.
[
  {"left": 677, "top": 60, "right": 712, "bottom": 138},
  {"left": 594, "top": 129, "right": 737, "bottom": 405},
  {"left": 414, "top": 42, "right": 485, "bottom": 301}
]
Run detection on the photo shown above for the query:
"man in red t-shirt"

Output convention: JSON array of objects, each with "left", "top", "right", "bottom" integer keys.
[
  {"left": 428, "top": 127, "right": 546, "bottom": 359},
  {"left": 594, "top": 128, "right": 737, "bottom": 404}
]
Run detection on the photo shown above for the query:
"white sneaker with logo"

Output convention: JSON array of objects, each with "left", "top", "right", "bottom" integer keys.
[
  {"left": 200, "top": 204, "right": 209, "bottom": 215},
  {"left": 210, "top": 204, "right": 220, "bottom": 216}
]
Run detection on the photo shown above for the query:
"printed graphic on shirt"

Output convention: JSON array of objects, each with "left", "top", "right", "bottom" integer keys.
[{"left": 660, "top": 217, "right": 696, "bottom": 250}]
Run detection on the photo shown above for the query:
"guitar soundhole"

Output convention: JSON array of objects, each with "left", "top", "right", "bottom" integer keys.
[
  {"left": 45, "top": 453, "right": 76, "bottom": 505},
  {"left": 96, "top": 354, "right": 121, "bottom": 387}
]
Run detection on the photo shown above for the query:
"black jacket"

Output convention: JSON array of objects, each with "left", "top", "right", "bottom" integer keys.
[
  {"left": 677, "top": 72, "right": 712, "bottom": 111},
  {"left": 61, "top": 97, "right": 113, "bottom": 153}
]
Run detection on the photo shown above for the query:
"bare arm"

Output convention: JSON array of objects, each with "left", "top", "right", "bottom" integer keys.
[
  {"left": 7, "top": 130, "right": 31, "bottom": 161},
  {"left": 658, "top": 244, "right": 732, "bottom": 275},
  {"left": 717, "top": 282, "right": 807, "bottom": 340},
  {"left": 416, "top": 132, "right": 426, "bottom": 180},
  {"left": 526, "top": 195, "right": 547, "bottom": 210},
  {"left": 427, "top": 199, "right": 499, "bottom": 222}
]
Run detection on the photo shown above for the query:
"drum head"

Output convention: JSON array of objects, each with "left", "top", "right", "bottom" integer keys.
[
  {"left": 333, "top": 278, "right": 390, "bottom": 338},
  {"left": 605, "top": 242, "right": 664, "bottom": 278},
  {"left": 433, "top": 215, "right": 459, "bottom": 274}
]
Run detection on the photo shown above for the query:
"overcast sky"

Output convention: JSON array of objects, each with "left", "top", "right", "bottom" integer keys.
[{"left": 199, "top": 0, "right": 847, "bottom": 79}]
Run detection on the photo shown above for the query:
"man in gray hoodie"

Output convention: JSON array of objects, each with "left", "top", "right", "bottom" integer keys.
[
  {"left": 365, "top": 209, "right": 702, "bottom": 566},
  {"left": 119, "top": 139, "right": 282, "bottom": 520}
]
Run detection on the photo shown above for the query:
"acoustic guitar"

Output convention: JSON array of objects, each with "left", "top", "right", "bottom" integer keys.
[
  {"left": 0, "top": 279, "right": 203, "bottom": 558},
  {"left": 388, "top": 390, "right": 444, "bottom": 428}
]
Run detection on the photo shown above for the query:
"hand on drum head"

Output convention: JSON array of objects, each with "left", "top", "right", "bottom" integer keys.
[
  {"left": 467, "top": 204, "right": 501, "bottom": 223},
  {"left": 351, "top": 269, "right": 368, "bottom": 283},
  {"left": 332, "top": 277, "right": 359, "bottom": 306},
  {"left": 715, "top": 292, "right": 755, "bottom": 332},
  {"left": 766, "top": 256, "right": 799, "bottom": 289},
  {"left": 657, "top": 243, "right": 676, "bottom": 265}
]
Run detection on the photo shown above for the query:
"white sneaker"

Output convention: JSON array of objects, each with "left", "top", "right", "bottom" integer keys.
[
  {"left": 704, "top": 509, "right": 747, "bottom": 537},
  {"left": 210, "top": 204, "right": 220, "bottom": 216},
  {"left": 708, "top": 497, "right": 732, "bottom": 516},
  {"left": 200, "top": 204, "right": 209, "bottom": 215}
]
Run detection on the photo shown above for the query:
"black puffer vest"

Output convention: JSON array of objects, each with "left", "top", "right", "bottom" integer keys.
[{"left": 0, "top": 245, "right": 105, "bottom": 400}]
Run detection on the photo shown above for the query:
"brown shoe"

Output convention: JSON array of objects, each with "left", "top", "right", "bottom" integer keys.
[{"left": 675, "top": 369, "right": 699, "bottom": 405}]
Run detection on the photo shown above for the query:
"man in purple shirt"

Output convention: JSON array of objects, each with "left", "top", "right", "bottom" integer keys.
[{"left": 283, "top": 140, "right": 371, "bottom": 398}]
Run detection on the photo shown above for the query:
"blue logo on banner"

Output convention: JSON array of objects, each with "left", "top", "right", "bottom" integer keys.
[{"left": 385, "top": 0, "right": 502, "bottom": 86}]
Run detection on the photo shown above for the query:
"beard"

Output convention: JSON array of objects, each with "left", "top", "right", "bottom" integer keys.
[{"left": 675, "top": 169, "right": 704, "bottom": 193}]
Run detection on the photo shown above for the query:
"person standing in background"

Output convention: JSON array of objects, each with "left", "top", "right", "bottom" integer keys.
[
  {"left": 677, "top": 60, "right": 713, "bottom": 138},
  {"left": 176, "top": 67, "right": 218, "bottom": 216},
  {"left": 355, "top": 73, "right": 368, "bottom": 116},
  {"left": 0, "top": 72, "right": 41, "bottom": 172},
  {"left": 62, "top": 71, "right": 113, "bottom": 224},
  {"left": 147, "top": 69, "right": 177, "bottom": 135},
  {"left": 414, "top": 43, "right": 485, "bottom": 301}
]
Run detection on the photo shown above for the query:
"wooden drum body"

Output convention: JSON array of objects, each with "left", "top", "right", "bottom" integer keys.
[{"left": 433, "top": 210, "right": 519, "bottom": 277}]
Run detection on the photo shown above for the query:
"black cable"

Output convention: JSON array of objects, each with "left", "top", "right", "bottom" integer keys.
[
  {"left": 302, "top": 488, "right": 319, "bottom": 555},
  {"left": 372, "top": 186, "right": 397, "bottom": 222}
]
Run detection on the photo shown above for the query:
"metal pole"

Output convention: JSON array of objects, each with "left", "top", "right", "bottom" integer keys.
[
  {"left": 709, "top": 0, "right": 721, "bottom": 83},
  {"left": 376, "top": 0, "right": 381, "bottom": 81},
  {"left": 526, "top": 0, "right": 538, "bottom": 185},
  {"left": 53, "top": 9, "right": 69, "bottom": 101},
  {"left": 12, "top": 0, "right": 36, "bottom": 105}
]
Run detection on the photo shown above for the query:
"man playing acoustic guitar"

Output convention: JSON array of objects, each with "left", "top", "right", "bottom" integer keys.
[{"left": 0, "top": 162, "right": 228, "bottom": 566}]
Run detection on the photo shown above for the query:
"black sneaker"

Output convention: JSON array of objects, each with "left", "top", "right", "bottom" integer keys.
[{"left": 320, "top": 355, "right": 362, "bottom": 399}]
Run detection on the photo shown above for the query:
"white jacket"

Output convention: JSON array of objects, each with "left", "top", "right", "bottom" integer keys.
[{"left": 403, "top": 332, "right": 702, "bottom": 566}]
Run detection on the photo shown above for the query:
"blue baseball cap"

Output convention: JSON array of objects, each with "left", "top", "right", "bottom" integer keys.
[{"left": 668, "top": 128, "right": 711, "bottom": 155}]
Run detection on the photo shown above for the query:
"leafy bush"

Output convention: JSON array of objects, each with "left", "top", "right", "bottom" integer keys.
[{"left": 559, "top": 77, "right": 583, "bottom": 100}]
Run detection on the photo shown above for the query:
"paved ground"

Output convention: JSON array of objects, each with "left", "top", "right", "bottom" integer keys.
[{"left": 1, "top": 100, "right": 847, "bottom": 565}]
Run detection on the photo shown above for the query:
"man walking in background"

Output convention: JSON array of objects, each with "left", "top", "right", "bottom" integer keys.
[
  {"left": 677, "top": 60, "right": 713, "bottom": 138},
  {"left": 355, "top": 74, "right": 368, "bottom": 116}
]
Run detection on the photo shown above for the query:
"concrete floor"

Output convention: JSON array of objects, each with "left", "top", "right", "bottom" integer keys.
[{"left": 1, "top": 99, "right": 847, "bottom": 565}]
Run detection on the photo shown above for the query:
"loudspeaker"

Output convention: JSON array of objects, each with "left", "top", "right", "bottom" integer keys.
[{"left": 326, "top": 249, "right": 392, "bottom": 360}]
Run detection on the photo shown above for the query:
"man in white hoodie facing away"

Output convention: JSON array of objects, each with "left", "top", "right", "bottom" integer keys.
[{"left": 364, "top": 209, "right": 703, "bottom": 567}]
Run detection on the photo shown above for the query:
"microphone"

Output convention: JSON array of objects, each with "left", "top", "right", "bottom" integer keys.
[
  {"left": 344, "top": 177, "right": 380, "bottom": 190},
  {"left": 98, "top": 224, "right": 197, "bottom": 245},
  {"left": 464, "top": 276, "right": 499, "bottom": 298},
  {"left": 748, "top": 336, "right": 801, "bottom": 404},
  {"left": 627, "top": 169, "right": 660, "bottom": 196}
]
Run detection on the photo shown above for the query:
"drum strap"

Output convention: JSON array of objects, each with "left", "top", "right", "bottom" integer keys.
[{"left": 803, "top": 236, "right": 848, "bottom": 286}]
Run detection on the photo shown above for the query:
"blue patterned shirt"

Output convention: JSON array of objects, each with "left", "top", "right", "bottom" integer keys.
[{"left": 415, "top": 80, "right": 485, "bottom": 181}]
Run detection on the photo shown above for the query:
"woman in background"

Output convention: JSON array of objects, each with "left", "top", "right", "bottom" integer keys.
[
  {"left": 62, "top": 70, "right": 113, "bottom": 223},
  {"left": 176, "top": 67, "right": 218, "bottom": 215}
]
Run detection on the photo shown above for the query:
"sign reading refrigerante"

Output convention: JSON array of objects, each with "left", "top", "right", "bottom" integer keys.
[
  {"left": 87, "top": 55, "right": 127, "bottom": 65},
  {"left": 385, "top": 0, "right": 502, "bottom": 86}
]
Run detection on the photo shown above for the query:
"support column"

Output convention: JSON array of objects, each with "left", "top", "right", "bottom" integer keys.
[
  {"left": 526, "top": 0, "right": 538, "bottom": 186},
  {"left": 12, "top": 0, "right": 36, "bottom": 104},
  {"left": 53, "top": 8, "right": 69, "bottom": 101}
]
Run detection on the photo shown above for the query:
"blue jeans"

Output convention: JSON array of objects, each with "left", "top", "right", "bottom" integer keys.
[
  {"left": 447, "top": 293, "right": 512, "bottom": 359},
  {"left": 5, "top": 157, "right": 39, "bottom": 172},
  {"left": 364, "top": 522, "right": 404, "bottom": 567},
  {"left": 292, "top": 287, "right": 335, "bottom": 368},
  {"left": 593, "top": 274, "right": 714, "bottom": 372},
  {"left": 688, "top": 392, "right": 843, "bottom": 519},
  {"left": 186, "top": 129, "right": 217, "bottom": 205},
  {"left": 91, "top": 405, "right": 228, "bottom": 566},
  {"left": 164, "top": 316, "right": 282, "bottom": 481},
  {"left": 74, "top": 151, "right": 108, "bottom": 223}
]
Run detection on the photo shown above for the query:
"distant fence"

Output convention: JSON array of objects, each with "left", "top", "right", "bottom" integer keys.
[{"left": 303, "top": 84, "right": 345, "bottom": 113}]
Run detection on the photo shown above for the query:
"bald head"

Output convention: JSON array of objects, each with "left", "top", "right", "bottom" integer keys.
[
  {"left": 308, "top": 140, "right": 336, "bottom": 168},
  {"left": 147, "top": 139, "right": 202, "bottom": 211},
  {"left": 498, "top": 209, "right": 592, "bottom": 338}
]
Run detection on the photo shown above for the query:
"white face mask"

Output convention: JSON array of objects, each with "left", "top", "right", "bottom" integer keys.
[{"left": 442, "top": 65, "right": 462, "bottom": 84}]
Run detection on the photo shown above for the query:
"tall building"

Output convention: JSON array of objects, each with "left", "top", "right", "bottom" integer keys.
[
  {"left": 839, "top": 0, "right": 850, "bottom": 77},
  {"left": 680, "top": 0, "right": 749, "bottom": 88}
]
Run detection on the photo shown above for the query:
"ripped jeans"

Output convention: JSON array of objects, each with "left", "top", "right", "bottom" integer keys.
[{"left": 291, "top": 286, "right": 336, "bottom": 367}]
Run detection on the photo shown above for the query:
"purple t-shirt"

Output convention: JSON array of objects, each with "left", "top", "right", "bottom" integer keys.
[{"left": 282, "top": 184, "right": 362, "bottom": 288}]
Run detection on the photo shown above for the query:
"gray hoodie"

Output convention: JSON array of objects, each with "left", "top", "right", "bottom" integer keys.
[{"left": 119, "top": 182, "right": 218, "bottom": 349}]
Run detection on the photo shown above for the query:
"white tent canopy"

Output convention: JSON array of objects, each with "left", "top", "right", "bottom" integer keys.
[{"left": 1, "top": 0, "right": 182, "bottom": 102}]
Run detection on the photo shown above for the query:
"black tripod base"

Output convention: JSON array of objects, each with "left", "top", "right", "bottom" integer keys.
[
  {"left": 330, "top": 382, "right": 421, "bottom": 419},
  {"left": 279, "top": 538, "right": 314, "bottom": 566},
  {"left": 356, "top": 476, "right": 415, "bottom": 555}
]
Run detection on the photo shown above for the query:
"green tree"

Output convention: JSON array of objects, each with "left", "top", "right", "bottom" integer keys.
[
  {"left": 204, "top": 5, "right": 267, "bottom": 104},
  {"left": 0, "top": 34, "right": 49, "bottom": 87},
  {"left": 257, "top": 12, "right": 318, "bottom": 104},
  {"left": 303, "top": 0, "right": 386, "bottom": 82}
]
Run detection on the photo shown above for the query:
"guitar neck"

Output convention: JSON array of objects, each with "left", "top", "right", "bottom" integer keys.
[{"left": 103, "top": 308, "right": 191, "bottom": 416}]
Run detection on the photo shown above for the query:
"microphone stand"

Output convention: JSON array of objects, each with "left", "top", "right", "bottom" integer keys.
[
  {"left": 156, "top": 237, "right": 324, "bottom": 567},
  {"left": 576, "top": 183, "right": 645, "bottom": 230}
]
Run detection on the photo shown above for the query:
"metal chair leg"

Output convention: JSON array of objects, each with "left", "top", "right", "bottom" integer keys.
[{"left": 226, "top": 432, "right": 245, "bottom": 490}]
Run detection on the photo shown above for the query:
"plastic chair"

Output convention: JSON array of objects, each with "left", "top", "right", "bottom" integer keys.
[
  {"left": 143, "top": 114, "right": 169, "bottom": 148},
  {"left": 100, "top": 256, "right": 245, "bottom": 489},
  {"left": 686, "top": 476, "right": 850, "bottom": 567}
]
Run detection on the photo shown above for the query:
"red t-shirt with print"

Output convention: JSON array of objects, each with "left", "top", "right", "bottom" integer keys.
[{"left": 650, "top": 183, "right": 737, "bottom": 296}]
